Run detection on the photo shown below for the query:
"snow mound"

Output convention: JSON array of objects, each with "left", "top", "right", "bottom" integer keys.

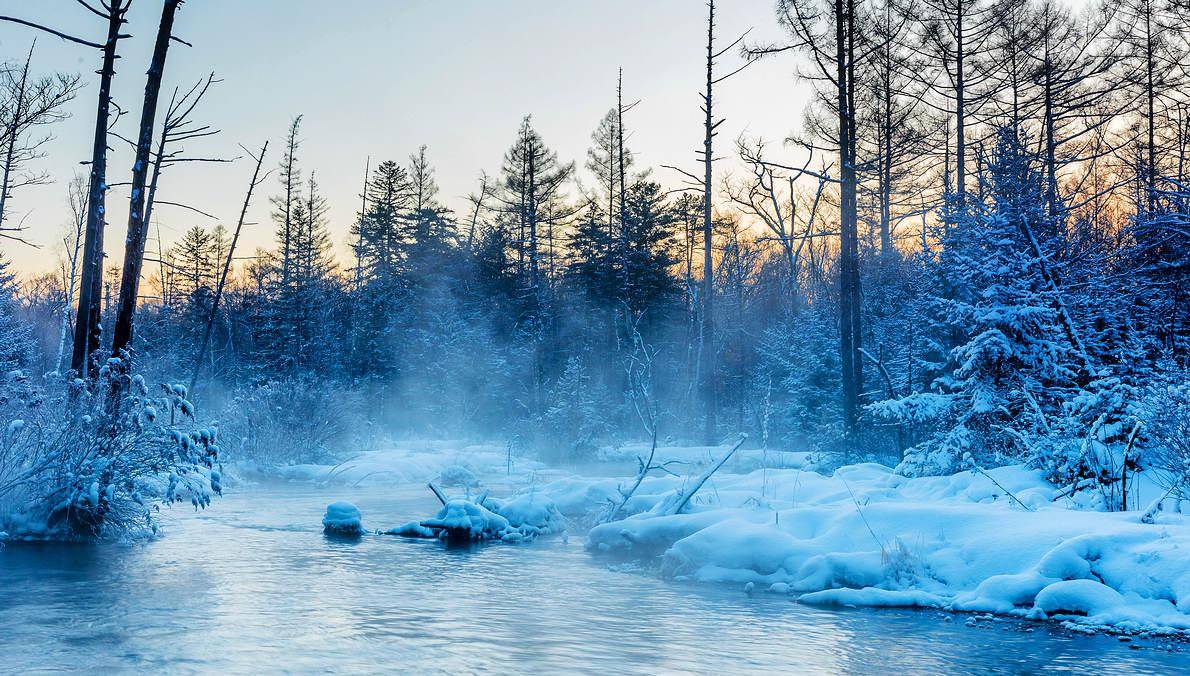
[
  {"left": 436, "top": 464, "right": 480, "bottom": 487},
  {"left": 487, "top": 494, "right": 566, "bottom": 536},
  {"left": 566, "top": 459, "right": 1190, "bottom": 635},
  {"left": 1034, "top": 580, "right": 1124, "bottom": 616},
  {"left": 322, "top": 502, "right": 363, "bottom": 536}
]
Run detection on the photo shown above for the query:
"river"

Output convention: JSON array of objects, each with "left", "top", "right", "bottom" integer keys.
[{"left": 1, "top": 483, "right": 1185, "bottom": 674}]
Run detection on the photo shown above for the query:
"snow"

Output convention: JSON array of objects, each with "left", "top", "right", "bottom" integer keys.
[
  {"left": 388, "top": 491, "right": 568, "bottom": 543},
  {"left": 231, "top": 438, "right": 1190, "bottom": 635},
  {"left": 486, "top": 494, "right": 566, "bottom": 534},
  {"left": 322, "top": 502, "right": 363, "bottom": 536},
  {"left": 421, "top": 499, "right": 511, "bottom": 540},
  {"left": 411, "top": 494, "right": 565, "bottom": 542},
  {"left": 525, "top": 456, "right": 1190, "bottom": 635}
]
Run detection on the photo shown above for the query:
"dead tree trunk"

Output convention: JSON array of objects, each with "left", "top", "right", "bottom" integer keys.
[
  {"left": 0, "top": 43, "right": 33, "bottom": 231},
  {"left": 190, "top": 141, "right": 268, "bottom": 393},
  {"left": 700, "top": 0, "right": 718, "bottom": 445},
  {"left": 110, "top": 0, "right": 183, "bottom": 360},
  {"left": 837, "top": 0, "right": 862, "bottom": 451},
  {"left": 71, "top": 2, "right": 129, "bottom": 377}
]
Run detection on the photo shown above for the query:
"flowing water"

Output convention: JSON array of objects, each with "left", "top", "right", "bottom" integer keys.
[{"left": 1, "top": 483, "right": 1186, "bottom": 675}]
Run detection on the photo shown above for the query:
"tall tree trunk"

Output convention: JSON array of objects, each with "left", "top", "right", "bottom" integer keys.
[
  {"left": 111, "top": 0, "right": 183, "bottom": 359},
  {"left": 955, "top": 2, "right": 967, "bottom": 204},
  {"left": 617, "top": 68, "right": 630, "bottom": 310},
  {"left": 1144, "top": 4, "right": 1156, "bottom": 214},
  {"left": 837, "top": 0, "right": 861, "bottom": 449},
  {"left": 879, "top": 9, "right": 893, "bottom": 259},
  {"left": 701, "top": 0, "right": 718, "bottom": 444},
  {"left": 71, "top": 2, "right": 127, "bottom": 377}
]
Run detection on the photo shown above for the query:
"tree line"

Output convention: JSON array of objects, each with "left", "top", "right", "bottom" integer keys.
[{"left": 0, "top": 0, "right": 1187, "bottom": 495}]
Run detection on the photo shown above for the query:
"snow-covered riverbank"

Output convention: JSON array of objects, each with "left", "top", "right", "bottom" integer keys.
[{"left": 560, "top": 460, "right": 1189, "bottom": 636}]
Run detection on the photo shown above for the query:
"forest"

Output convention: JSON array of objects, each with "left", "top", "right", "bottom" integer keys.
[{"left": 0, "top": 0, "right": 1186, "bottom": 535}]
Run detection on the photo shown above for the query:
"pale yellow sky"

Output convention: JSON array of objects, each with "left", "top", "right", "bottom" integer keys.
[{"left": 0, "top": 0, "right": 811, "bottom": 278}]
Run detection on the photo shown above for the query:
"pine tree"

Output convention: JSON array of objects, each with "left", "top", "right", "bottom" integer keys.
[
  {"left": 0, "top": 255, "right": 31, "bottom": 371},
  {"left": 620, "top": 180, "right": 680, "bottom": 319},
  {"left": 874, "top": 127, "right": 1077, "bottom": 475},
  {"left": 496, "top": 116, "right": 574, "bottom": 296}
]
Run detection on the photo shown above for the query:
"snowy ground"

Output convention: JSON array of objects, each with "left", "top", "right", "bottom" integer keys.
[{"left": 232, "top": 442, "right": 1190, "bottom": 637}]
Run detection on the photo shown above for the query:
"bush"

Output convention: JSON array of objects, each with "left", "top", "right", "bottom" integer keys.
[
  {"left": 0, "top": 361, "right": 220, "bottom": 540},
  {"left": 1142, "top": 381, "right": 1190, "bottom": 499},
  {"left": 219, "top": 380, "right": 364, "bottom": 466}
]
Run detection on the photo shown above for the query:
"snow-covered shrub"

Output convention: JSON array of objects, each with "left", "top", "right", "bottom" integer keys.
[
  {"left": 220, "top": 380, "right": 364, "bottom": 466},
  {"left": 1030, "top": 375, "right": 1144, "bottom": 509},
  {"left": 436, "top": 464, "right": 480, "bottom": 488},
  {"left": 1141, "top": 380, "right": 1190, "bottom": 499},
  {"left": 0, "top": 363, "right": 220, "bottom": 540}
]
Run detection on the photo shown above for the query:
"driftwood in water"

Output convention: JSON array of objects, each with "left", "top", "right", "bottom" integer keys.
[{"left": 427, "top": 482, "right": 448, "bottom": 505}]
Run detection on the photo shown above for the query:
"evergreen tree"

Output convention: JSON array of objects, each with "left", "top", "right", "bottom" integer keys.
[
  {"left": 874, "top": 128, "right": 1077, "bottom": 475},
  {"left": 0, "top": 255, "right": 31, "bottom": 371}
]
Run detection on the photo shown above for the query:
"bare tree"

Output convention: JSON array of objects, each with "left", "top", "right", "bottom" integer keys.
[
  {"left": 664, "top": 0, "right": 755, "bottom": 444},
  {"left": 465, "top": 170, "right": 494, "bottom": 251},
  {"left": 728, "top": 137, "right": 828, "bottom": 306},
  {"left": 54, "top": 174, "right": 88, "bottom": 373},
  {"left": 111, "top": 0, "right": 187, "bottom": 361},
  {"left": 912, "top": 0, "right": 1006, "bottom": 204},
  {"left": 191, "top": 141, "right": 269, "bottom": 392},
  {"left": 0, "top": 42, "right": 80, "bottom": 241},
  {"left": 0, "top": 2, "right": 131, "bottom": 377}
]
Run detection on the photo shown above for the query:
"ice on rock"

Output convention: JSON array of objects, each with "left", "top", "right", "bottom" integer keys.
[{"left": 322, "top": 501, "right": 363, "bottom": 536}]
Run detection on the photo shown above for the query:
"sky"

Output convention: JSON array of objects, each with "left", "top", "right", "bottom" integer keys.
[{"left": 0, "top": 0, "right": 811, "bottom": 277}]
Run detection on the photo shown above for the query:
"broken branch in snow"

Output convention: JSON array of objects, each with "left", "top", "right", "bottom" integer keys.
[
  {"left": 665, "top": 434, "right": 748, "bottom": 516},
  {"left": 968, "top": 462, "right": 1033, "bottom": 512},
  {"left": 1140, "top": 482, "right": 1181, "bottom": 524}
]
